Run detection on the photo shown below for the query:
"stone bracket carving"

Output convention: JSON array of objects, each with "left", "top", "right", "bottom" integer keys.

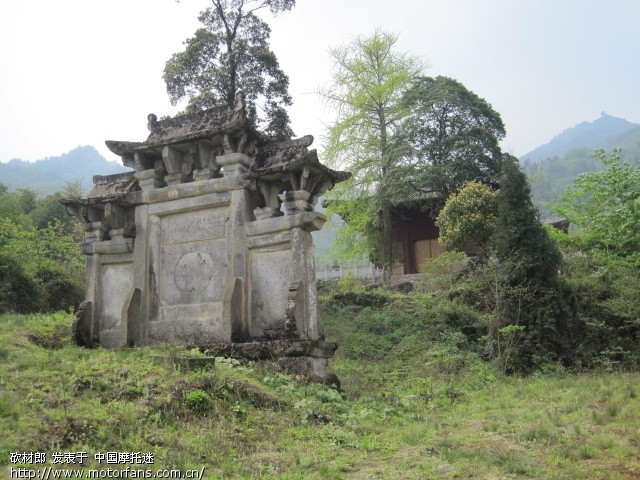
[
  {"left": 134, "top": 161, "right": 167, "bottom": 191},
  {"left": 162, "top": 146, "right": 194, "bottom": 185},
  {"left": 132, "top": 152, "right": 157, "bottom": 172},
  {"left": 64, "top": 201, "right": 136, "bottom": 244},
  {"left": 253, "top": 178, "right": 285, "bottom": 219},
  {"left": 103, "top": 203, "right": 136, "bottom": 240},
  {"left": 217, "top": 153, "right": 251, "bottom": 178},
  {"left": 192, "top": 142, "right": 222, "bottom": 181},
  {"left": 63, "top": 204, "right": 108, "bottom": 242}
]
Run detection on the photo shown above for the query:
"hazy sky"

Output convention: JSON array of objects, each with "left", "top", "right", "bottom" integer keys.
[{"left": 1, "top": 0, "right": 639, "bottom": 163}]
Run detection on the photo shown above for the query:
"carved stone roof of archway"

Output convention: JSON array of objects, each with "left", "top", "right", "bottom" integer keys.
[
  {"left": 100, "top": 95, "right": 350, "bottom": 193},
  {"left": 105, "top": 92, "right": 256, "bottom": 158}
]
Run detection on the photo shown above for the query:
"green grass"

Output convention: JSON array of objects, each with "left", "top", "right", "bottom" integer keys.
[{"left": 1, "top": 302, "right": 639, "bottom": 479}]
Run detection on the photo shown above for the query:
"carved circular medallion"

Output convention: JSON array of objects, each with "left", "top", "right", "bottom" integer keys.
[{"left": 174, "top": 251, "right": 214, "bottom": 294}]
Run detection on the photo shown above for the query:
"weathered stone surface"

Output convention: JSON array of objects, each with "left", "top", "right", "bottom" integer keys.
[
  {"left": 223, "top": 277, "right": 247, "bottom": 341},
  {"left": 160, "top": 207, "right": 226, "bottom": 244},
  {"left": 250, "top": 250, "right": 290, "bottom": 339},
  {"left": 277, "top": 356, "right": 339, "bottom": 388},
  {"left": 99, "top": 261, "right": 133, "bottom": 348},
  {"left": 152, "top": 303, "right": 227, "bottom": 345},
  {"left": 72, "top": 300, "right": 94, "bottom": 347},
  {"left": 62, "top": 100, "right": 350, "bottom": 384},
  {"left": 160, "top": 243, "right": 226, "bottom": 304}
]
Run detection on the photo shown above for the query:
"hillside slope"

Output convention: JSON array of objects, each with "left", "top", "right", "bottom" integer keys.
[
  {"left": 522, "top": 118, "right": 640, "bottom": 218},
  {"left": 521, "top": 113, "right": 639, "bottom": 162},
  {"left": 2, "top": 299, "right": 639, "bottom": 479}
]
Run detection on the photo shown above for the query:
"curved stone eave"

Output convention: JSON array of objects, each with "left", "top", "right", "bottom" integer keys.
[
  {"left": 106, "top": 117, "right": 258, "bottom": 158},
  {"left": 105, "top": 140, "right": 143, "bottom": 157},
  {"left": 144, "top": 118, "right": 247, "bottom": 148},
  {"left": 246, "top": 148, "right": 351, "bottom": 185},
  {"left": 59, "top": 194, "right": 132, "bottom": 208}
]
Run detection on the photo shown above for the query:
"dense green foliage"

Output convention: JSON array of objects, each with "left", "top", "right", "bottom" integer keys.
[
  {"left": 543, "top": 149, "right": 640, "bottom": 368},
  {"left": 433, "top": 153, "right": 640, "bottom": 373},
  {"left": 490, "top": 157, "right": 566, "bottom": 371},
  {"left": 397, "top": 75, "right": 505, "bottom": 201},
  {"left": 555, "top": 149, "right": 640, "bottom": 261},
  {"left": 493, "top": 156, "right": 562, "bottom": 288},
  {"left": 164, "top": 0, "right": 295, "bottom": 138},
  {"left": 415, "top": 239, "right": 639, "bottom": 373},
  {"left": 0, "top": 185, "right": 84, "bottom": 313}
]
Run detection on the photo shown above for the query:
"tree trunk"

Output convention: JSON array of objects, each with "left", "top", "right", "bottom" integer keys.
[
  {"left": 377, "top": 107, "right": 394, "bottom": 287},
  {"left": 381, "top": 201, "right": 393, "bottom": 287}
]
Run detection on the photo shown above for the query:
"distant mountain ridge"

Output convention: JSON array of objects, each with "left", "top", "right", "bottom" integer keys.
[
  {"left": 521, "top": 113, "right": 640, "bottom": 162},
  {"left": 0, "top": 146, "right": 129, "bottom": 195},
  {"left": 521, "top": 114, "right": 640, "bottom": 219}
]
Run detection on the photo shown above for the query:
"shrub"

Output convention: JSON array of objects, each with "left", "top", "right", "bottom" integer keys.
[
  {"left": 417, "top": 251, "right": 469, "bottom": 293},
  {"left": 184, "top": 389, "right": 212, "bottom": 413},
  {"left": 0, "top": 252, "right": 43, "bottom": 313},
  {"left": 0, "top": 218, "right": 84, "bottom": 313},
  {"left": 436, "top": 182, "right": 498, "bottom": 254}
]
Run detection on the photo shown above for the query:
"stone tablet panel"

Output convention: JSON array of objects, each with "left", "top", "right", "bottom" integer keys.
[
  {"left": 160, "top": 207, "right": 226, "bottom": 245},
  {"left": 250, "top": 250, "right": 290, "bottom": 338},
  {"left": 99, "top": 262, "right": 133, "bottom": 347},
  {"left": 159, "top": 240, "right": 227, "bottom": 306}
]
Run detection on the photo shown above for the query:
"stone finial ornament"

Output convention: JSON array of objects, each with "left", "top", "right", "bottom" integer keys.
[{"left": 147, "top": 113, "right": 160, "bottom": 133}]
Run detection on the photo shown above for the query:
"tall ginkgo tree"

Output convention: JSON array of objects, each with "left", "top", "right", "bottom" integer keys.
[{"left": 319, "top": 29, "right": 425, "bottom": 285}]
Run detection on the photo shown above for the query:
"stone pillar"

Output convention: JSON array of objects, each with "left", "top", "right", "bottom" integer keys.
[
  {"left": 132, "top": 204, "right": 149, "bottom": 346},
  {"left": 276, "top": 190, "right": 322, "bottom": 339},
  {"left": 74, "top": 251, "right": 99, "bottom": 346},
  {"left": 210, "top": 152, "right": 253, "bottom": 341},
  {"left": 225, "top": 185, "right": 253, "bottom": 341},
  {"left": 289, "top": 227, "right": 322, "bottom": 339}
]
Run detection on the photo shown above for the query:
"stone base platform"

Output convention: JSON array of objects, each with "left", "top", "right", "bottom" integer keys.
[{"left": 201, "top": 339, "right": 339, "bottom": 388}]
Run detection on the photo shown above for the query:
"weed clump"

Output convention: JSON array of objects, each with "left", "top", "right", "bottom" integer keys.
[{"left": 184, "top": 389, "right": 212, "bottom": 413}]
